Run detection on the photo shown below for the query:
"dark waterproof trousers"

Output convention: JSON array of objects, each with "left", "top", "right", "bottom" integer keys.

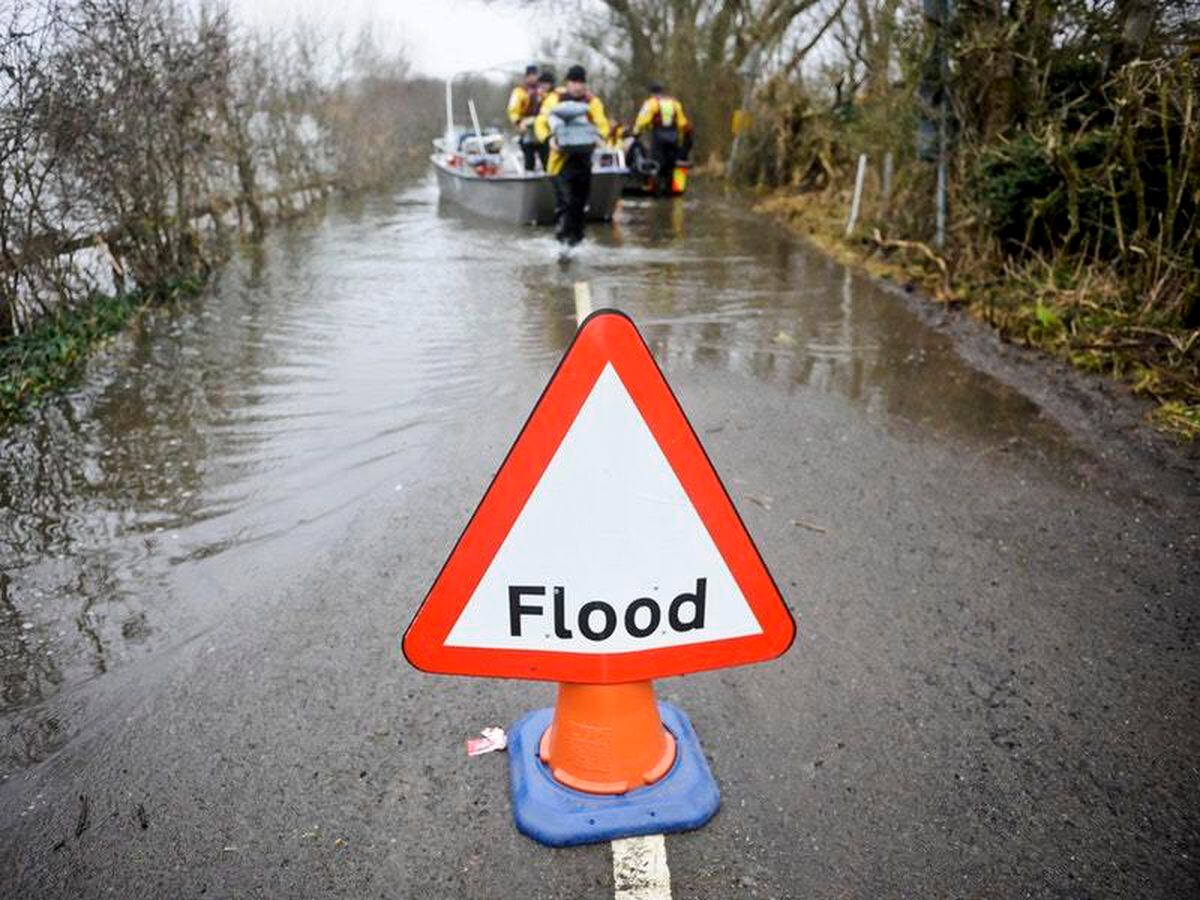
[
  {"left": 651, "top": 128, "right": 679, "bottom": 197},
  {"left": 521, "top": 140, "right": 550, "bottom": 173},
  {"left": 553, "top": 153, "right": 592, "bottom": 245}
]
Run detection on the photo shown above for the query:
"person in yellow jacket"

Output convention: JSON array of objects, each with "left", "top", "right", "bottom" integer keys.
[
  {"left": 534, "top": 65, "right": 611, "bottom": 246},
  {"left": 531, "top": 70, "right": 556, "bottom": 170},
  {"left": 634, "top": 83, "right": 692, "bottom": 196},
  {"left": 507, "top": 65, "right": 543, "bottom": 172}
]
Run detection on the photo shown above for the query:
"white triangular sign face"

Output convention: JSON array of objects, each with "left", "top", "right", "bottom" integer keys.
[
  {"left": 445, "top": 365, "right": 763, "bottom": 653},
  {"left": 403, "top": 310, "right": 794, "bottom": 683}
]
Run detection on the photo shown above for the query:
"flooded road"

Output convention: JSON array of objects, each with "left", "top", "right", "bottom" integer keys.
[
  {"left": 2, "top": 179, "right": 1196, "bottom": 897},
  {"left": 0, "top": 180, "right": 1081, "bottom": 775}
]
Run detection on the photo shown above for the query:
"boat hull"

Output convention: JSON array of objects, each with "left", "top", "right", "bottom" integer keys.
[{"left": 432, "top": 156, "right": 624, "bottom": 226}]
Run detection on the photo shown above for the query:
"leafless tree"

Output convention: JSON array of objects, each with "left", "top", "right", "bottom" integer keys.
[{"left": 1, "top": 0, "right": 444, "bottom": 338}]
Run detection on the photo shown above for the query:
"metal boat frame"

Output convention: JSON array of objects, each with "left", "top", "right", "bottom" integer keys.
[{"left": 432, "top": 78, "right": 626, "bottom": 227}]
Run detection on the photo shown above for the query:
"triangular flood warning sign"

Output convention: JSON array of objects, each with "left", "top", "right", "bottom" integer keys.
[{"left": 403, "top": 310, "right": 795, "bottom": 683}]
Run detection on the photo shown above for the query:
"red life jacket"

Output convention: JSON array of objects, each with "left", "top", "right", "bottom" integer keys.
[{"left": 526, "top": 89, "right": 543, "bottom": 117}]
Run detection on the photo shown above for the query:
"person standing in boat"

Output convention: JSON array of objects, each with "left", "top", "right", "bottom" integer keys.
[
  {"left": 535, "top": 65, "right": 611, "bottom": 247},
  {"left": 507, "top": 64, "right": 542, "bottom": 172},
  {"left": 634, "top": 83, "right": 692, "bottom": 197},
  {"left": 532, "top": 70, "right": 556, "bottom": 171}
]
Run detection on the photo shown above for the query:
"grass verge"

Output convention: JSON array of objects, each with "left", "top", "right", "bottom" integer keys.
[{"left": 0, "top": 277, "right": 204, "bottom": 426}]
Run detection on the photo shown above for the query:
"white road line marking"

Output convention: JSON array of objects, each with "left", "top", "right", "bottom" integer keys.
[
  {"left": 574, "top": 281, "right": 593, "bottom": 324},
  {"left": 576, "top": 282, "right": 671, "bottom": 898},
  {"left": 612, "top": 834, "right": 672, "bottom": 900}
]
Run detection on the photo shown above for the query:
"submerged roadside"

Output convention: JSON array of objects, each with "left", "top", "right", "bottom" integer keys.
[
  {"left": 0, "top": 192, "right": 331, "bottom": 429},
  {"left": 0, "top": 280, "right": 199, "bottom": 423},
  {"left": 754, "top": 187, "right": 1199, "bottom": 441},
  {"left": 1, "top": 2, "right": 446, "bottom": 428}
]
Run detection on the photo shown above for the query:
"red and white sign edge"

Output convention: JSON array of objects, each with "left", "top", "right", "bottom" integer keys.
[{"left": 402, "top": 309, "right": 795, "bottom": 683}]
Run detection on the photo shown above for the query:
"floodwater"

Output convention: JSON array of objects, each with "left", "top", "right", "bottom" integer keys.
[{"left": 0, "top": 178, "right": 1081, "bottom": 779}]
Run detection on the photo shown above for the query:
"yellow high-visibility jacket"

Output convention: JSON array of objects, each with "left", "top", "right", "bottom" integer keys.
[
  {"left": 634, "top": 95, "right": 691, "bottom": 136},
  {"left": 507, "top": 85, "right": 536, "bottom": 128},
  {"left": 534, "top": 89, "right": 611, "bottom": 175}
]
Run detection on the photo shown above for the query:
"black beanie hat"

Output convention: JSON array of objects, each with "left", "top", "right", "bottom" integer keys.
[
  {"left": 538, "top": 70, "right": 556, "bottom": 85},
  {"left": 566, "top": 65, "right": 587, "bottom": 82},
  {"left": 525, "top": 64, "right": 538, "bottom": 76}
]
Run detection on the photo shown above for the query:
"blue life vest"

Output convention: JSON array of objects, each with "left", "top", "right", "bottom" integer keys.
[{"left": 550, "top": 99, "right": 597, "bottom": 154}]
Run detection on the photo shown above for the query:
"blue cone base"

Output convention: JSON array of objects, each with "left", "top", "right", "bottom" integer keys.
[{"left": 506, "top": 701, "right": 720, "bottom": 848}]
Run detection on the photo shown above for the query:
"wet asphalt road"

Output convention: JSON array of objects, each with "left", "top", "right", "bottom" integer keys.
[{"left": 1, "top": 181, "right": 1198, "bottom": 897}]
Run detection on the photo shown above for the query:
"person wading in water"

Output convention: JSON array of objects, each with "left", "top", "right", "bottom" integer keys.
[
  {"left": 535, "top": 65, "right": 610, "bottom": 247},
  {"left": 634, "top": 83, "right": 692, "bottom": 197}
]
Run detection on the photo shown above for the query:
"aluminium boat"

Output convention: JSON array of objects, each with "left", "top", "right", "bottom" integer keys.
[
  {"left": 432, "top": 132, "right": 625, "bottom": 226},
  {"left": 431, "top": 79, "right": 626, "bottom": 226}
]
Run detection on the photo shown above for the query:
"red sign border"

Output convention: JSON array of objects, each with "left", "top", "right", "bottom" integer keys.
[{"left": 402, "top": 309, "right": 795, "bottom": 682}]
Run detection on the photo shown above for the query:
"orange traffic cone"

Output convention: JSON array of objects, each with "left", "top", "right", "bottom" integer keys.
[{"left": 538, "top": 681, "right": 676, "bottom": 794}]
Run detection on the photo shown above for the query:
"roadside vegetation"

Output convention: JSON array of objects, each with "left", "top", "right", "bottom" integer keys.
[
  {"left": 0, "top": 278, "right": 202, "bottom": 419},
  {"left": 8, "top": 2, "right": 1198, "bottom": 437},
  {"left": 559, "top": 0, "right": 1198, "bottom": 438},
  {"left": 0, "top": 0, "right": 478, "bottom": 423}
]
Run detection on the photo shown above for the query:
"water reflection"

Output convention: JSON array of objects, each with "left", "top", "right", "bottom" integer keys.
[
  {"left": 552, "top": 196, "right": 1063, "bottom": 450},
  {"left": 0, "top": 179, "right": 1082, "bottom": 776}
]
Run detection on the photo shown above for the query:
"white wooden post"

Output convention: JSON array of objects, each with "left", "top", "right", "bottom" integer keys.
[
  {"left": 881, "top": 151, "right": 894, "bottom": 215},
  {"left": 845, "top": 153, "right": 868, "bottom": 237}
]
